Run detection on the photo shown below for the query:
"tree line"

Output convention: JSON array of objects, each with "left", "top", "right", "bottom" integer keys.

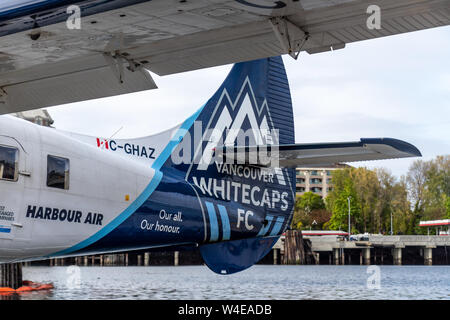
[{"left": 291, "top": 155, "right": 449, "bottom": 235}]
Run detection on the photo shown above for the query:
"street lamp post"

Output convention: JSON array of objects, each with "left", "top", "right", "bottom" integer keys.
[
  {"left": 389, "top": 204, "right": 394, "bottom": 235},
  {"left": 347, "top": 196, "right": 351, "bottom": 239},
  {"left": 390, "top": 210, "right": 393, "bottom": 235}
]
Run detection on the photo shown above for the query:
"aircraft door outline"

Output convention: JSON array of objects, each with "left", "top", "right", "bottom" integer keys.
[{"left": 0, "top": 135, "right": 28, "bottom": 240}]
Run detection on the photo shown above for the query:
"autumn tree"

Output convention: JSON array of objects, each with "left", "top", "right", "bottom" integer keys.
[
  {"left": 405, "top": 155, "right": 449, "bottom": 233},
  {"left": 391, "top": 177, "right": 415, "bottom": 235},
  {"left": 291, "top": 192, "right": 330, "bottom": 230},
  {"left": 423, "top": 155, "right": 450, "bottom": 219},
  {"left": 294, "top": 155, "right": 448, "bottom": 235},
  {"left": 405, "top": 159, "right": 429, "bottom": 215},
  {"left": 352, "top": 167, "right": 381, "bottom": 233},
  {"left": 324, "top": 168, "right": 361, "bottom": 233},
  {"left": 325, "top": 167, "right": 412, "bottom": 234}
]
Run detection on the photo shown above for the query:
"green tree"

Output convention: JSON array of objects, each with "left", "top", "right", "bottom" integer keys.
[
  {"left": 353, "top": 167, "right": 381, "bottom": 233},
  {"left": 405, "top": 155, "right": 450, "bottom": 233},
  {"left": 423, "top": 155, "right": 450, "bottom": 220},
  {"left": 445, "top": 195, "right": 450, "bottom": 219},
  {"left": 391, "top": 177, "right": 415, "bottom": 235},
  {"left": 326, "top": 167, "right": 411, "bottom": 234},
  {"left": 406, "top": 159, "right": 429, "bottom": 215},
  {"left": 291, "top": 192, "right": 330, "bottom": 230},
  {"left": 295, "top": 191, "right": 325, "bottom": 211},
  {"left": 324, "top": 168, "right": 361, "bottom": 233},
  {"left": 298, "top": 155, "right": 448, "bottom": 235}
]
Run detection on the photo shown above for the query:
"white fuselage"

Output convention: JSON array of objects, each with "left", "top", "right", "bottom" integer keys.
[{"left": 0, "top": 115, "right": 157, "bottom": 263}]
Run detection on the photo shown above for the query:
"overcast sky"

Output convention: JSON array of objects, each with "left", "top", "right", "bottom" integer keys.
[{"left": 48, "top": 26, "right": 450, "bottom": 179}]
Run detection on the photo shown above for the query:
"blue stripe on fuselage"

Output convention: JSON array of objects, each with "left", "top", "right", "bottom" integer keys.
[
  {"left": 257, "top": 215, "right": 273, "bottom": 237},
  {"left": 269, "top": 216, "right": 284, "bottom": 236},
  {"left": 217, "top": 205, "right": 230, "bottom": 241},
  {"left": 205, "top": 201, "right": 219, "bottom": 242}
]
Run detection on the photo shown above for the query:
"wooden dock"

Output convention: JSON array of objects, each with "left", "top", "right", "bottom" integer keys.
[{"left": 287, "top": 234, "right": 450, "bottom": 265}]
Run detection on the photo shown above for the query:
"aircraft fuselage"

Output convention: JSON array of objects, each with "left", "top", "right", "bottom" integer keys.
[{"left": 0, "top": 114, "right": 291, "bottom": 264}]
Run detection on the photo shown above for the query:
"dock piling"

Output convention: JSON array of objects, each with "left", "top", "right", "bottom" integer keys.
[
  {"left": 0, "top": 263, "right": 23, "bottom": 289},
  {"left": 333, "top": 248, "right": 340, "bottom": 265},
  {"left": 174, "top": 251, "right": 179, "bottom": 266},
  {"left": 363, "top": 248, "right": 371, "bottom": 265},
  {"left": 424, "top": 247, "right": 433, "bottom": 266},
  {"left": 393, "top": 247, "right": 402, "bottom": 265}
]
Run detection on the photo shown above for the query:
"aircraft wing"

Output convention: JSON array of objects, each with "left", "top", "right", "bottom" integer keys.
[
  {"left": 216, "top": 138, "right": 422, "bottom": 168},
  {"left": 1, "top": 0, "right": 449, "bottom": 114}
]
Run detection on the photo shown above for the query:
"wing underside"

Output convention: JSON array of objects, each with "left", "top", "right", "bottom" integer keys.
[{"left": 0, "top": 0, "right": 449, "bottom": 114}]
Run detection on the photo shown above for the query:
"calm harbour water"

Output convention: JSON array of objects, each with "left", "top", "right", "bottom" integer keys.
[{"left": 11, "top": 265, "right": 450, "bottom": 300}]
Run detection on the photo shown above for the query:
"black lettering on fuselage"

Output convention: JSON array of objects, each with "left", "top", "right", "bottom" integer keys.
[
  {"left": 67, "top": 210, "right": 75, "bottom": 222},
  {"left": 96, "top": 214, "right": 103, "bottom": 226},
  {"left": 24, "top": 206, "right": 97, "bottom": 225},
  {"left": 84, "top": 212, "right": 93, "bottom": 224},
  {"left": 35, "top": 207, "right": 43, "bottom": 219},
  {"left": 108, "top": 140, "right": 156, "bottom": 159},
  {"left": 51, "top": 208, "right": 59, "bottom": 220},
  {"left": 132, "top": 144, "right": 139, "bottom": 155},
  {"left": 74, "top": 211, "right": 82, "bottom": 223},
  {"left": 141, "top": 146, "right": 148, "bottom": 158},
  {"left": 148, "top": 147, "right": 156, "bottom": 159},
  {"left": 26, "top": 205, "right": 36, "bottom": 218},
  {"left": 44, "top": 207, "right": 52, "bottom": 219},
  {"left": 110, "top": 140, "right": 117, "bottom": 151},
  {"left": 59, "top": 209, "right": 67, "bottom": 221}
]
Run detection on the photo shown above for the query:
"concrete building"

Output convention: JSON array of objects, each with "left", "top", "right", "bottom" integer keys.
[
  {"left": 295, "top": 164, "right": 351, "bottom": 198},
  {"left": 13, "top": 109, "right": 54, "bottom": 127}
]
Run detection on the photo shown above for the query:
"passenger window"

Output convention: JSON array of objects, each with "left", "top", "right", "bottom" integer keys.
[
  {"left": 47, "top": 155, "right": 70, "bottom": 190},
  {"left": 0, "top": 145, "right": 18, "bottom": 181}
]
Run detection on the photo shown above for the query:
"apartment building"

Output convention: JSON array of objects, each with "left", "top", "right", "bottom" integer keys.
[
  {"left": 14, "top": 109, "right": 54, "bottom": 127},
  {"left": 295, "top": 164, "right": 351, "bottom": 198}
]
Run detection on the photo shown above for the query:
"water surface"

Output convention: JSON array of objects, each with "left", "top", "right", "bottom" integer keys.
[{"left": 13, "top": 265, "right": 450, "bottom": 300}]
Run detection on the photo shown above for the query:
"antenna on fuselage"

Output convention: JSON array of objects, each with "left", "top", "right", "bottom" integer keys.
[{"left": 109, "top": 126, "right": 124, "bottom": 139}]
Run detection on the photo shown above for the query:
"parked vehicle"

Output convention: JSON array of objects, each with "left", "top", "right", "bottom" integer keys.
[{"left": 349, "top": 233, "right": 370, "bottom": 241}]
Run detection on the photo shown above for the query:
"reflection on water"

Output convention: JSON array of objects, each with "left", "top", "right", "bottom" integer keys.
[{"left": 2, "top": 265, "right": 448, "bottom": 300}]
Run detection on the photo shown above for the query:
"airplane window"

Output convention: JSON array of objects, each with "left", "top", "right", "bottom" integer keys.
[
  {"left": 0, "top": 145, "right": 18, "bottom": 181},
  {"left": 47, "top": 155, "right": 70, "bottom": 190}
]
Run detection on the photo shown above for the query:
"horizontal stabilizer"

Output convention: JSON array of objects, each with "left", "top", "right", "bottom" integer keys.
[{"left": 216, "top": 138, "right": 421, "bottom": 168}]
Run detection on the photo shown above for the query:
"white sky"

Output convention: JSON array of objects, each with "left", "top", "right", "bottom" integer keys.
[{"left": 48, "top": 26, "right": 450, "bottom": 179}]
